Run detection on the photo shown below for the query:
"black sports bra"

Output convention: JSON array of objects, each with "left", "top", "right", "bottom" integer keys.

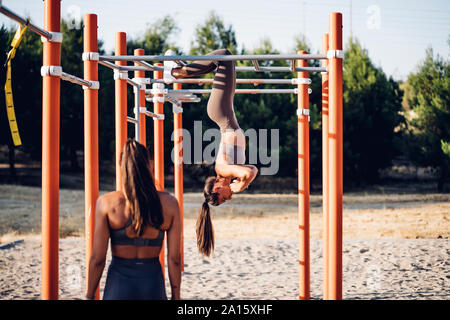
[{"left": 109, "top": 218, "right": 164, "bottom": 247}]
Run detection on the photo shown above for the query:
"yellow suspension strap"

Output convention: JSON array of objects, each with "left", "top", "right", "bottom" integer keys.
[{"left": 4, "top": 23, "right": 29, "bottom": 146}]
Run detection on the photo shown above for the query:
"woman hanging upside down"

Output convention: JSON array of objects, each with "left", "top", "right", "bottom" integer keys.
[{"left": 164, "top": 48, "right": 258, "bottom": 257}]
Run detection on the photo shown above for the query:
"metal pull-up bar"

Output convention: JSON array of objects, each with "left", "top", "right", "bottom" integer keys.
[
  {"left": 100, "top": 60, "right": 327, "bottom": 73},
  {"left": 149, "top": 78, "right": 305, "bottom": 85},
  {"left": 0, "top": 2, "right": 53, "bottom": 39},
  {"left": 99, "top": 53, "right": 327, "bottom": 62},
  {"left": 135, "top": 60, "right": 164, "bottom": 72},
  {"left": 148, "top": 88, "right": 301, "bottom": 95},
  {"left": 98, "top": 52, "right": 328, "bottom": 73},
  {"left": 236, "top": 66, "right": 327, "bottom": 73},
  {"left": 61, "top": 71, "right": 92, "bottom": 87}
]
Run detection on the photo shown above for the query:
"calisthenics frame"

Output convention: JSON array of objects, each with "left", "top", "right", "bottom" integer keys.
[{"left": 0, "top": 0, "right": 343, "bottom": 301}]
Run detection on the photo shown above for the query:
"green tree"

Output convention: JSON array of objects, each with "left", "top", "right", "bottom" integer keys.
[
  {"left": 293, "top": 34, "right": 311, "bottom": 53},
  {"left": 406, "top": 48, "right": 450, "bottom": 191},
  {"left": 190, "top": 11, "right": 237, "bottom": 55},
  {"left": 342, "top": 38, "right": 405, "bottom": 184},
  {"left": 127, "top": 15, "right": 181, "bottom": 55}
]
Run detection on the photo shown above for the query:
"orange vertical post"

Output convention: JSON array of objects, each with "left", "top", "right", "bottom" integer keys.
[
  {"left": 297, "top": 51, "right": 310, "bottom": 300},
  {"left": 173, "top": 82, "right": 184, "bottom": 272},
  {"left": 321, "top": 33, "right": 330, "bottom": 300},
  {"left": 134, "top": 49, "right": 146, "bottom": 145},
  {"left": 41, "top": 0, "right": 61, "bottom": 300},
  {"left": 153, "top": 63, "right": 165, "bottom": 274},
  {"left": 83, "top": 13, "right": 99, "bottom": 300},
  {"left": 328, "top": 12, "right": 343, "bottom": 300},
  {"left": 115, "top": 32, "right": 127, "bottom": 190}
]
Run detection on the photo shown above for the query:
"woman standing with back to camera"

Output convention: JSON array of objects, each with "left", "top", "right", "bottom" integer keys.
[{"left": 86, "top": 139, "right": 181, "bottom": 300}]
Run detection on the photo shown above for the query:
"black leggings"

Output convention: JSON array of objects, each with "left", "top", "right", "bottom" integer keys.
[
  {"left": 102, "top": 256, "right": 167, "bottom": 300},
  {"left": 177, "top": 49, "right": 239, "bottom": 131}
]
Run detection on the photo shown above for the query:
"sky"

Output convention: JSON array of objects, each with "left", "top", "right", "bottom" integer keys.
[{"left": 1, "top": 0, "right": 449, "bottom": 81}]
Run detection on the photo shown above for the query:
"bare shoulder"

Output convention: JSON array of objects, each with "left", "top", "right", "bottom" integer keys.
[
  {"left": 158, "top": 191, "right": 180, "bottom": 212},
  {"left": 96, "top": 191, "right": 125, "bottom": 214}
]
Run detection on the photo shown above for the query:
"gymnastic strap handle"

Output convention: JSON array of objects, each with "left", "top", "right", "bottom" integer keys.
[{"left": 4, "top": 22, "right": 29, "bottom": 146}]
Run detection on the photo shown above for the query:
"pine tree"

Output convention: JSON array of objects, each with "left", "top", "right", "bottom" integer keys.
[{"left": 406, "top": 47, "right": 450, "bottom": 191}]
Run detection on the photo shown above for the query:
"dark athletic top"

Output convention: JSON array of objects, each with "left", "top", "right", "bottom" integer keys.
[{"left": 109, "top": 218, "right": 164, "bottom": 247}]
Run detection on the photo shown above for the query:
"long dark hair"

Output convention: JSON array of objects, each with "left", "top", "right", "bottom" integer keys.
[
  {"left": 196, "top": 176, "right": 220, "bottom": 257},
  {"left": 120, "top": 139, "right": 163, "bottom": 236}
]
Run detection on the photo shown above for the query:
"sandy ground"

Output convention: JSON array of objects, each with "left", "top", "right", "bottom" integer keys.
[
  {"left": 0, "top": 237, "right": 448, "bottom": 300},
  {"left": 0, "top": 185, "right": 449, "bottom": 299},
  {"left": 1, "top": 185, "right": 449, "bottom": 241}
]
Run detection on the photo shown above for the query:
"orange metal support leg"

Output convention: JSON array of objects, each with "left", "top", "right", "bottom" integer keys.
[
  {"left": 321, "top": 33, "right": 330, "bottom": 300},
  {"left": 153, "top": 63, "right": 165, "bottom": 274},
  {"left": 297, "top": 51, "right": 310, "bottom": 300},
  {"left": 134, "top": 49, "right": 146, "bottom": 145},
  {"left": 173, "top": 82, "right": 184, "bottom": 272},
  {"left": 328, "top": 12, "right": 343, "bottom": 300},
  {"left": 83, "top": 13, "right": 99, "bottom": 300},
  {"left": 41, "top": 0, "right": 61, "bottom": 300},
  {"left": 114, "top": 32, "right": 127, "bottom": 190}
]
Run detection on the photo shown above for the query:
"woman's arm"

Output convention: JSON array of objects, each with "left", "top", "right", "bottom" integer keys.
[
  {"left": 86, "top": 197, "right": 110, "bottom": 300},
  {"left": 166, "top": 196, "right": 182, "bottom": 300},
  {"left": 230, "top": 165, "right": 258, "bottom": 192},
  {"left": 216, "top": 164, "right": 258, "bottom": 193}
]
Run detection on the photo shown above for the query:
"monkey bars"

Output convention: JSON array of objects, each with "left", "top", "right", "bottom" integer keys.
[
  {"left": 147, "top": 88, "right": 301, "bottom": 95},
  {"left": 0, "top": 0, "right": 343, "bottom": 302},
  {"left": 100, "top": 53, "right": 327, "bottom": 62}
]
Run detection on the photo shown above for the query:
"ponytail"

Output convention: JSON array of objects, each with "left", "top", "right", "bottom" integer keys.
[
  {"left": 196, "top": 201, "right": 214, "bottom": 257},
  {"left": 121, "top": 139, "right": 163, "bottom": 236},
  {"left": 197, "top": 176, "right": 221, "bottom": 257}
]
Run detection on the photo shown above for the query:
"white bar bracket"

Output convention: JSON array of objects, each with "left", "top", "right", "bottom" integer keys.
[
  {"left": 173, "top": 105, "right": 183, "bottom": 114},
  {"left": 327, "top": 50, "right": 344, "bottom": 59},
  {"left": 133, "top": 84, "right": 147, "bottom": 93},
  {"left": 133, "top": 107, "right": 148, "bottom": 114},
  {"left": 150, "top": 88, "right": 168, "bottom": 95},
  {"left": 83, "top": 81, "right": 100, "bottom": 90},
  {"left": 41, "top": 32, "right": 63, "bottom": 43},
  {"left": 40, "top": 65, "right": 62, "bottom": 77},
  {"left": 152, "top": 83, "right": 165, "bottom": 89},
  {"left": 113, "top": 69, "right": 128, "bottom": 80},
  {"left": 151, "top": 96, "right": 165, "bottom": 103},
  {"left": 150, "top": 83, "right": 167, "bottom": 94},
  {"left": 297, "top": 109, "right": 310, "bottom": 122},
  {"left": 82, "top": 52, "right": 99, "bottom": 61},
  {"left": 297, "top": 108, "right": 310, "bottom": 117}
]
